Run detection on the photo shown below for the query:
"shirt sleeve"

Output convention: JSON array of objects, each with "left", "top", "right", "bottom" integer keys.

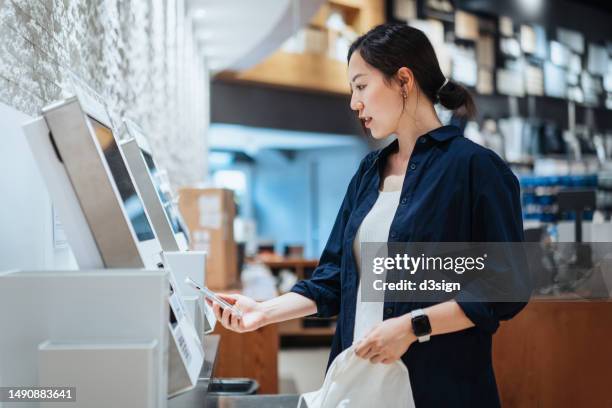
[
  {"left": 455, "top": 149, "right": 529, "bottom": 334},
  {"left": 290, "top": 153, "right": 372, "bottom": 318}
]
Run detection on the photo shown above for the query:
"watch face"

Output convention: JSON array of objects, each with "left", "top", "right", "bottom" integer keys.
[{"left": 412, "top": 315, "right": 432, "bottom": 337}]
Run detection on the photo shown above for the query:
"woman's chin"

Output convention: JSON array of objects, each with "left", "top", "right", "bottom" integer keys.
[{"left": 369, "top": 128, "right": 393, "bottom": 139}]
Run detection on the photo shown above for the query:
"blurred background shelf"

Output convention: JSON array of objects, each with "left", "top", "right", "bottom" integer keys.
[
  {"left": 260, "top": 258, "right": 319, "bottom": 280},
  {"left": 277, "top": 318, "right": 337, "bottom": 337},
  {"left": 217, "top": 52, "right": 351, "bottom": 95}
]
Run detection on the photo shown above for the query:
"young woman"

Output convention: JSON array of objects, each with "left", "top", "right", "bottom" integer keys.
[{"left": 210, "top": 23, "right": 526, "bottom": 407}]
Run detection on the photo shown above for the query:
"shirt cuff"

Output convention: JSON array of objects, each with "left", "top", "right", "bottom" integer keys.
[
  {"left": 455, "top": 291, "right": 500, "bottom": 334},
  {"left": 290, "top": 281, "right": 340, "bottom": 318}
]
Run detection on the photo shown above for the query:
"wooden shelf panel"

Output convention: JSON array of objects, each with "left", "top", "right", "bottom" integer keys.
[{"left": 217, "top": 51, "right": 351, "bottom": 95}]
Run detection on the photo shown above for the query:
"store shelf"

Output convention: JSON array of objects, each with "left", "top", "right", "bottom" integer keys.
[{"left": 216, "top": 51, "right": 351, "bottom": 95}]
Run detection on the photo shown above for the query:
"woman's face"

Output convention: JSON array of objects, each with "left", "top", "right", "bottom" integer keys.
[{"left": 348, "top": 52, "right": 404, "bottom": 139}]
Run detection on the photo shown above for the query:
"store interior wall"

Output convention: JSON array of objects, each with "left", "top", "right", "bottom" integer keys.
[
  {"left": 304, "top": 145, "right": 371, "bottom": 257},
  {"left": 253, "top": 150, "right": 311, "bottom": 255},
  {"left": 252, "top": 144, "right": 369, "bottom": 258}
]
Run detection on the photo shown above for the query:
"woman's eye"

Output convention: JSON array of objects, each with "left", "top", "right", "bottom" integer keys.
[{"left": 356, "top": 85, "right": 366, "bottom": 91}]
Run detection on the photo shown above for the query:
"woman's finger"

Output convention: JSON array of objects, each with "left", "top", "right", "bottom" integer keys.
[
  {"left": 215, "top": 293, "right": 239, "bottom": 305},
  {"left": 221, "top": 306, "right": 232, "bottom": 328},
  {"left": 357, "top": 344, "right": 373, "bottom": 359},
  {"left": 370, "top": 353, "right": 384, "bottom": 364},
  {"left": 363, "top": 345, "right": 379, "bottom": 360},
  {"left": 212, "top": 302, "right": 222, "bottom": 321},
  {"left": 354, "top": 340, "right": 366, "bottom": 356},
  {"left": 355, "top": 338, "right": 373, "bottom": 356},
  {"left": 230, "top": 313, "right": 242, "bottom": 332}
]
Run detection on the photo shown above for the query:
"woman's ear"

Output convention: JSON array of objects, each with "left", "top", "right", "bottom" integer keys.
[{"left": 396, "top": 67, "right": 414, "bottom": 93}]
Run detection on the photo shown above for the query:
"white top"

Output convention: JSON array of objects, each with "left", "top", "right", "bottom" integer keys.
[{"left": 352, "top": 188, "right": 402, "bottom": 343}]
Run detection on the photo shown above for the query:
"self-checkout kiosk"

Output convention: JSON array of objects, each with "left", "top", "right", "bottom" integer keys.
[
  {"left": 119, "top": 118, "right": 216, "bottom": 334},
  {"left": 0, "top": 91, "right": 209, "bottom": 407}
]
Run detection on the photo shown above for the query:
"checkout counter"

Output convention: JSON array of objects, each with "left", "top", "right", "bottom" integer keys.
[{"left": 494, "top": 297, "right": 612, "bottom": 407}]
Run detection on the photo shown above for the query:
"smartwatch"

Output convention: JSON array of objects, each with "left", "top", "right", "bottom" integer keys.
[{"left": 410, "top": 309, "right": 431, "bottom": 343}]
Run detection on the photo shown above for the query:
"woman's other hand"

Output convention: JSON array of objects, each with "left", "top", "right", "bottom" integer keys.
[
  {"left": 208, "top": 293, "right": 266, "bottom": 333},
  {"left": 354, "top": 315, "right": 416, "bottom": 364}
]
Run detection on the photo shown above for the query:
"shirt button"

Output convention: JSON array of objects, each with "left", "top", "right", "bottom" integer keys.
[
  {"left": 384, "top": 307, "right": 393, "bottom": 316},
  {"left": 409, "top": 163, "right": 416, "bottom": 171},
  {"left": 400, "top": 197, "right": 407, "bottom": 205},
  {"left": 419, "top": 137, "right": 427, "bottom": 144},
  {"left": 390, "top": 231, "right": 397, "bottom": 239}
]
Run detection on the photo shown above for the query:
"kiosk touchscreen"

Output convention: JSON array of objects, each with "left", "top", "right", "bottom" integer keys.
[{"left": 120, "top": 119, "right": 189, "bottom": 252}]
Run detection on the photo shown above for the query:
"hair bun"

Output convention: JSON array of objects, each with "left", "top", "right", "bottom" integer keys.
[{"left": 437, "top": 80, "right": 476, "bottom": 118}]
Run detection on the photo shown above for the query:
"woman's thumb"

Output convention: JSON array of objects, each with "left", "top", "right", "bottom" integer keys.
[{"left": 216, "top": 293, "right": 239, "bottom": 304}]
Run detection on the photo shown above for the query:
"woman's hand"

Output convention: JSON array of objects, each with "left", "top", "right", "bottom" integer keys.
[
  {"left": 208, "top": 293, "right": 267, "bottom": 333},
  {"left": 354, "top": 315, "right": 416, "bottom": 364}
]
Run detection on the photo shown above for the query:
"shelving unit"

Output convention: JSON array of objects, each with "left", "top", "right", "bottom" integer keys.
[{"left": 215, "top": 0, "right": 384, "bottom": 95}]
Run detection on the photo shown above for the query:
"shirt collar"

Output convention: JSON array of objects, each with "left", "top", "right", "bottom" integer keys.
[
  {"left": 367, "top": 125, "right": 462, "bottom": 169},
  {"left": 427, "top": 125, "right": 462, "bottom": 142}
]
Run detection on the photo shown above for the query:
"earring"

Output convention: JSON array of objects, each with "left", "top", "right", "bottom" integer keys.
[{"left": 402, "top": 92, "right": 407, "bottom": 99}]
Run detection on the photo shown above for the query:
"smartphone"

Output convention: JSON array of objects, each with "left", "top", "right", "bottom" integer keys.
[{"left": 184, "top": 277, "right": 243, "bottom": 318}]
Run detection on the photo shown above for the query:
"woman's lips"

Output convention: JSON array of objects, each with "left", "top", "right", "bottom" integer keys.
[{"left": 364, "top": 117, "right": 373, "bottom": 128}]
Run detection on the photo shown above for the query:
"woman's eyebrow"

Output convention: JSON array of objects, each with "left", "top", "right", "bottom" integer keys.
[{"left": 351, "top": 73, "right": 366, "bottom": 82}]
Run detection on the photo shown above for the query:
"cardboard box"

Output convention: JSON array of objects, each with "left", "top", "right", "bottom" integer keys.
[{"left": 179, "top": 188, "right": 238, "bottom": 290}]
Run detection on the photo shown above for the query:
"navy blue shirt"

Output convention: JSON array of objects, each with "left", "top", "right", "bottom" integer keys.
[{"left": 291, "top": 125, "right": 526, "bottom": 407}]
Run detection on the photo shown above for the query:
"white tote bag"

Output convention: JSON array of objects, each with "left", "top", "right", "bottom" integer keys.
[{"left": 298, "top": 345, "right": 415, "bottom": 408}]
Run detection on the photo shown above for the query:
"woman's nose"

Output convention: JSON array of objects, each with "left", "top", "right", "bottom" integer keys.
[{"left": 350, "top": 99, "right": 364, "bottom": 112}]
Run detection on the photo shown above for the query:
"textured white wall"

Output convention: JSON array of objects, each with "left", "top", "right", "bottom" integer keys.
[{"left": 0, "top": 0, "right": 209, "bottom": 186}]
